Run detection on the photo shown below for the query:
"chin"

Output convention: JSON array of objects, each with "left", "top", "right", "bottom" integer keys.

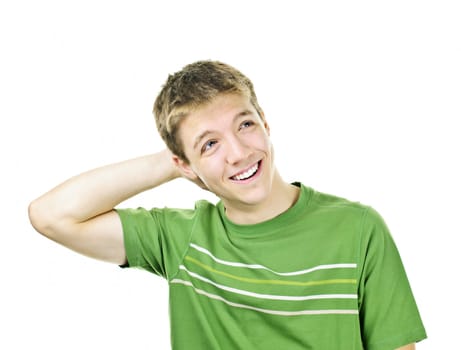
[{"left": 238, "top": 186, "right": 273, "bottom": 207}]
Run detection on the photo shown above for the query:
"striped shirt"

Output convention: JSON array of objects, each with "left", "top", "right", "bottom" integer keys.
[{"left": 117, "top": 183, "right": 426, "bottom": 349}]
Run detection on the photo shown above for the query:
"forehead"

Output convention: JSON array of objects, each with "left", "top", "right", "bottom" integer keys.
[
  {"left": 177, "top": 93, "right": 257, "bottom": 140},
  {"left": 191, "top": 93, "right": 253, "bottom": 119}
]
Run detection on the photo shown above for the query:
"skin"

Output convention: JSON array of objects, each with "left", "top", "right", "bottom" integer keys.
[
  {"left": 173, "top": 93, "right": 299, "bottom": 225},
  {"left": 397, "top": 345, "right": 415, "bottom": 350},
  {"left": 28, "top": 92, "right": 416, "bottom": 349},
  {"left": 28, "top": 151, "right": 178, "bottom": 265}
]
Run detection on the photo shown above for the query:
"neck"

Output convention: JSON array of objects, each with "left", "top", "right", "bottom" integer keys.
[{"left": 224, "top": 172, "right": 300, "bottom": 225}]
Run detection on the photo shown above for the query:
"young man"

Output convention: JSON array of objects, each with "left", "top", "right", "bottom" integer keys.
[{"left": 29, "top": 61, "right": 426, "bottom": 349}]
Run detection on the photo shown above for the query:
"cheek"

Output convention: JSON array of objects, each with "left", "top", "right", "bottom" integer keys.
[
  {"left": 242, "top": 130, "right": 270, "bottom": 150},
  {"left": 195, "top": 157, "right": 224, "bottom": 183},
  {"left": 257, "top": 134, "right": 272, "bottom": 152}
]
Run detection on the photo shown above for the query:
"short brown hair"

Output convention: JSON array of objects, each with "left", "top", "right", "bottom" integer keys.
[{"left": 153, "top": 60, "right": 263, "bottom": 162}]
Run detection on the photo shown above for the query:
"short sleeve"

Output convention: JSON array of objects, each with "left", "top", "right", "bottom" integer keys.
[
  {"left": 357, "top": 207, "right": 427, "bottom": 350},
  {"left": 115, "top": 206, "right": 197, "bottom": 280}
]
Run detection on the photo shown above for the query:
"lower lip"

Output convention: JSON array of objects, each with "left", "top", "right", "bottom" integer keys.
[{"left": 230, "top": 160, "right": 262, "bottom": 184}]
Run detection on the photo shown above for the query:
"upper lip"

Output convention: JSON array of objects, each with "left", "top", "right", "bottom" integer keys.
[{"left": 229, "top": 160, "right": 260, "bottom": 178}]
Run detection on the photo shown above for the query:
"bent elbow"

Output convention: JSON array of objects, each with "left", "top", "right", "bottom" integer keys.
[{"left": 28, "top": 199, "right": 53, "bottom": 236}]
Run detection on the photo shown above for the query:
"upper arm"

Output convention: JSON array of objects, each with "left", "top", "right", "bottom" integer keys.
[
  {"left": 72, "top": 209, "right": 127, "bottom": 264},
  {"left": 358, "top": 208, "right": 426, "bottom": 347},
  {"left": 30, "top": 205, "right": 127, "bottom": 265}
]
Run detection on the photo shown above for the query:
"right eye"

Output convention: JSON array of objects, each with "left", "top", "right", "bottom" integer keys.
[{"left": 201, "top": 140, "right": 217, "bottom": 154}]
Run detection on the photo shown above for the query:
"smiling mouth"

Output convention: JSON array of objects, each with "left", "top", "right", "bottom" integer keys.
[{"left": 230, "top": 161, "right": 261, "bottom": 181}]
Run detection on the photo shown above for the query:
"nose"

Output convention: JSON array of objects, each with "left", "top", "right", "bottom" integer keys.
[{"left": 225, "top": 134, "right": 250, "bottom": 165}]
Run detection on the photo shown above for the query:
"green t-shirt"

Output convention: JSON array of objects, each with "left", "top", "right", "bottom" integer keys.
[{"left": 116, "top": 184, "right": 426, "bottom": 350}]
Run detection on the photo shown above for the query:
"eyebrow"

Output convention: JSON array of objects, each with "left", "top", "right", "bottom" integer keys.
[{"left": 192, "top": 109, "right": 253, "bottom": 150}]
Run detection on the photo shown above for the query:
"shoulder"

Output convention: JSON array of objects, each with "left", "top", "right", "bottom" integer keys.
[
  {"left": 194, "top": 199, "right": 219, "bottom": 212},
  {"left": 300, "top": 185, "right": 393, "bottom": 242},
  {"left": 304, "top": 185, "right": 371, "bottom": 218},
  {"left": 116, "top": 199, "right": 220, "bottom": 228}
]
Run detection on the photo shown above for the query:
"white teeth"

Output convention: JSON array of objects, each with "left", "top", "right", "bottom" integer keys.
[{"left": 232, "top": 163, "right": 259, "bottom": 181}]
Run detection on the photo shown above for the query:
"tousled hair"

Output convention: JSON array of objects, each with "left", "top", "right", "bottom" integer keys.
[{"left": 153, "top": 60, "right": 262, "bottom": 162}]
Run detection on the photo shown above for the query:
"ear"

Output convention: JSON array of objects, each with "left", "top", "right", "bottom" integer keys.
[
  {"left": 172, "top": 154, "right": 210, "bottom": 191},
  {"left": 172, "top": 154, "right": 199, "bottom": 181},
  {"left": 260, "top": 110, "right": 270, "bottom": 136}
]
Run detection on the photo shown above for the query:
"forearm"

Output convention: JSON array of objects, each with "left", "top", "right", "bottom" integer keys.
[{"left": 29, "top": 150, "right": 178, "bottom": 230}]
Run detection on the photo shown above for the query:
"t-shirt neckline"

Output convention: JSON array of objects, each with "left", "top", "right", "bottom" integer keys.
[{"left": 217, "top": 182, "right": 312, "bottom": 237}]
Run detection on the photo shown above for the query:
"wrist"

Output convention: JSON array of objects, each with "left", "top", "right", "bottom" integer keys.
[{"left": 156, "top": 149, "right": 181, "bottom": 182}]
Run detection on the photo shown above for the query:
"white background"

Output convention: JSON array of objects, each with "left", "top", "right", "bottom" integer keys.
[{"left": 1, "top": 0, "right": 459, "bottom": 348}]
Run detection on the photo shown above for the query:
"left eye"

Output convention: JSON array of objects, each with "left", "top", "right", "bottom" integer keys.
[{"left": 240, "top": 121, "right": 254, "bottom": 129}]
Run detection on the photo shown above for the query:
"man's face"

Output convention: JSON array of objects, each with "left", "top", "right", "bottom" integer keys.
[{"left": 175, "top": 93, "right": 275, "bottom": 211}]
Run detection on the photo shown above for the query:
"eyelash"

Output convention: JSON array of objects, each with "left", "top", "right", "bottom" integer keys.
[
  {"left": 201, "top": 140, "right": 217, "bottom": 154},
  {"left": 240, "top": 120, "right": 255, "bottom": 129}
]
